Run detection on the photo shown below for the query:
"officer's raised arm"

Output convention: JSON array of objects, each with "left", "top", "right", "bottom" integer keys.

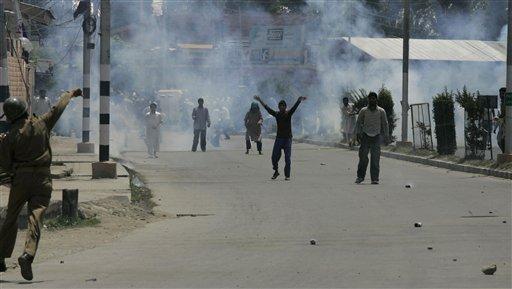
[{"left": 42, "top": 89, "right": 82, "bottom": 130}]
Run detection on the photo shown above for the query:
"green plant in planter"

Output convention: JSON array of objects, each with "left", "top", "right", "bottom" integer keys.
[
  {"left": 348, "top": 88, "right": 368, "bottom": 113},
  {"left": 433, "top": 88, "right": 457, "bottom": 155},
  {"left": 377, "top": 86, "right": 397, "bottom": 142},
  {"left": 455, "top": 86, "right": 485, "bottom": 159}
]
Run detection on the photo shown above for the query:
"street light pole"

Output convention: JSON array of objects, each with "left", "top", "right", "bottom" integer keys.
[
  {"left": 499, "top": 0, "right": 512, "bottom": 163},
  {"left": 0, "top": 0, "right": 10, "bottom": 133},
  {"left": 399, "top": 0, "right": 411, "bottom": 146}
]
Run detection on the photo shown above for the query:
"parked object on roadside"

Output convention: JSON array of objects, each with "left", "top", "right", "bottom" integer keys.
[
  {"left": 0, "top": 89, "right": 82, "bottom": 281},
  {"left": 414, "top": 222, "right": 422, "bottom": 227},
  {"left": 31, "top": 90, "right": 51, "bottom": 116}
]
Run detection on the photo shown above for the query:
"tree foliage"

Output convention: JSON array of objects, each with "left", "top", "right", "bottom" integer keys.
[
  {"left": 377, "top": 86, "right": 397, "bottom": 142},
  {"left": 433, "top": 88, "right": 457, "bottom": 155},
  {"left": 455, "top": 86, "right": 486, "bottom": 159}
]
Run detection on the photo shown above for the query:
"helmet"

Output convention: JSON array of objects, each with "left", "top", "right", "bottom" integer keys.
[{"left": 3, "top": 97, "right": 28, "bottom": 122}]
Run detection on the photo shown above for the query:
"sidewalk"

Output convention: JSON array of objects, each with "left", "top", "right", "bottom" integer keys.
[
  {"left": 295, "top": 136, "right": 512, "bottom": 180},
  {"left": 0, "top": 137, "right": 131, "bottom": 226}
]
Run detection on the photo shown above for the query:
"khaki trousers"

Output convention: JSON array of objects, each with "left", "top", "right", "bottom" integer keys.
[{"left": 0, "top": 170, "right": 52, "bottom": 258}]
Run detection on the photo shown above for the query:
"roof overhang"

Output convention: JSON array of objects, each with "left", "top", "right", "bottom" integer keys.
[
  {"left": 341, "top": 37, "right": 506, "bottom": 62},
  {"left": 4, "top": 1, "right": 55, "bottom": 26}
]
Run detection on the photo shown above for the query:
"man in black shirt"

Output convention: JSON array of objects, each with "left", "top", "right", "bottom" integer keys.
[{"left": 254, "top": 95, "right": 307, "bottom": 180}]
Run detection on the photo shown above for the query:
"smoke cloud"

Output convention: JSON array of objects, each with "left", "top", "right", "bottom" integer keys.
[{"left": 40, "top": 0, "right": 507, "bottom": 154}]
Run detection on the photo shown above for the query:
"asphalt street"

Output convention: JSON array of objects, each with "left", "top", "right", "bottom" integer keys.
[{"left": 1, "top": 136, "right": 510, "bottom": 288}]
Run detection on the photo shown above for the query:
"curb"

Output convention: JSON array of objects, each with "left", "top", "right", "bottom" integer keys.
[
  {"left": 0, "top": 201, "right": 62, "bottom": 230},
  {"left": 297, "top": 139, "right": 512, "bottom": 180}
]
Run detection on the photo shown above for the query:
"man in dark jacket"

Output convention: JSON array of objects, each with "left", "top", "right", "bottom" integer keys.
[
  {"left": 254, "top": 95, "right": 306, "bottom": 180},
  {"left": 0, "top": 88, "right": 82, "bottom": 280}
]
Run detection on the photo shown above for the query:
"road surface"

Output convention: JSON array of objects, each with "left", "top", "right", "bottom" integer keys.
[{"left": 1, "top": 136, "right": 510, "bottom": 288}]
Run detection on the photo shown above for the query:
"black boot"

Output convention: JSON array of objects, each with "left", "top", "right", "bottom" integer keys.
[
  {"left": 0, "top": 258, "right": 6, "bottom": 272},
  {"left": 271, "top": 170, "right": 280, "bottom": 180},
  {"left": 18, "top": 252, "right": 34, "bottom": 281},
  {"left": 245, "top": 149, "right": 249, "bottom": 154}
]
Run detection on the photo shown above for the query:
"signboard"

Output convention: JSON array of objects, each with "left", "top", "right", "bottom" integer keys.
[
  {"left": 477, "top": 95, "right": 498, "bottom": 109},
  {"left": 249, "top": 25, "right": 305, "bottom": 65},
  {"left": 506, "top": 92, "right": 512, "bottom": 106}
]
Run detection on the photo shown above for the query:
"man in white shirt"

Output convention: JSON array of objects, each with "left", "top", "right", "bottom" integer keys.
[
  {"left": 355, "top": 92, "right": 389, "bottom": 185},
  {"left": 144, "top": 102, "right": 164, "bottom": 158},
  {"left": 191, "top": 98, "right": 211, "bottom": 152},
  {"left": 340, "top": 96, "right": 356, "bottom": 145}
]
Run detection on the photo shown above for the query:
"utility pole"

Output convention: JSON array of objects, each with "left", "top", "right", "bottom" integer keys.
[
  {"left": 399, "top": 0, "right": 411, "bottom": 147},
  {"left": 77, "top": 0, "right": 95, "bottom": 153},
  {"left": 498, "top": 0, "right": 512, "bottom": 163},
  {"left": 99, "top": 0, "right": 110, "bottom": 162},
  {"left": 238, "top": 2, "right": 243, "bottom": 86},
  {"left": 92, "top": 0, "right": 116, "bottom": 178},
  {"left": 0, "top": 0, "right": 9, "bottom": 133}
]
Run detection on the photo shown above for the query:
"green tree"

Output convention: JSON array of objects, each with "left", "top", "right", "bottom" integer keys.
[
  {"left": 377, "top": 86, "right": 397, "bottom": 142},
  {"left": 433, "top": 88, "right": 457, "bottom": 155}
]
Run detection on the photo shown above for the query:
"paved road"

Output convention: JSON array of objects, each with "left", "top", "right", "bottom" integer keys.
[{"left": 1, "top": 136, "right": 510, "bottom": 288}]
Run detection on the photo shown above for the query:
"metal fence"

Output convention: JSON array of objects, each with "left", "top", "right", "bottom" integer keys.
[{"left": 410, "top": 103, "right": 433, "bottom": 150}]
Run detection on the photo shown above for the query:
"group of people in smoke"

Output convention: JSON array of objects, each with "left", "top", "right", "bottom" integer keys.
[{"left": 144, "top": 91, "right": 390, "bottom": 184}]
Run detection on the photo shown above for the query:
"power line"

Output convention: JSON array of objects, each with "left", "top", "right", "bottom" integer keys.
[{"left": 51, "top": 26, "right": 82, "bottom": 67}]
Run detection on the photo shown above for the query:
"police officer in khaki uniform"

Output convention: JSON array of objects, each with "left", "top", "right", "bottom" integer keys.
[{"left": 0, "top": 88, "right": 82, "bottom": 280}]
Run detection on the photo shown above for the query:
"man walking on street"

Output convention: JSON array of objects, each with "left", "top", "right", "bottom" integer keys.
[
  {"left": 192, "top": 98, "right": 211, "bottom": 152},
  {"left": 0, "top": 89, "right": 82, "bottom": 281},
  {"left": 254, "top": 95, "right": 307, "bottom": 180},
  {"left": 144, "top": 102, "right": 164, "bottom": 158},
  {"left": 355, "top": 92, "right": 389, "bottom": 185}
]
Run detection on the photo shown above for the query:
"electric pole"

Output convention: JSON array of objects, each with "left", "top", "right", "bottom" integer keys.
[
  {"left": 498, "top": 0, "right": 512, "bottom": 163},
  {"left": 99, "top": 0, "right": 110, "bottom": 162},
  {"left": 77, "top": 0, "right": 95, "bottom": 153},
  {"left": 0, "top": 0, "right": 9, "bottom": 133},
  {"left": 92, "top": 0, "right": 116, "bottom": 178},
  {"left": 399, "top": 0, "right": 411, "bottom": 146}
]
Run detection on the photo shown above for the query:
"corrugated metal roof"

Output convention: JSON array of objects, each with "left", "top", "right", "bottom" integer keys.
[
  {"left": 177, "top": 43, "right": 214, "bottom": 50},
  {"left": 342, "top": 37, "right": 506, "bottom": 62}
]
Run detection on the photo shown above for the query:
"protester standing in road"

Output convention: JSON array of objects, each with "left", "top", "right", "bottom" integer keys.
[
  {"left": 245, "top": 102, "right": 263, "bottom": 155},
  {"left": 254, "top": 95, "right": 306, "bottom": 180},
  {"left": 341, "top": 96, "right": 356, "bottom": 146},
  {"left": 144, "top": 102, "right": 164, "bottom": 158},
  {"left": 0, "top": 89, "right": 82, "bottom": 281},
  {"left": 355, "top": 92, "right": 389, "bottom": 185},
  {"left": 192, "top": 98, "right": 211, "bottom": 152}
]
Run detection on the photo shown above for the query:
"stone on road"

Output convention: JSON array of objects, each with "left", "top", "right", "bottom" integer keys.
[{"left": 1, "top": 137, "right": 510, "bottom": 288}]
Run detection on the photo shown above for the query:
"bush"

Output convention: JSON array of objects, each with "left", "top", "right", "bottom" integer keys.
[
  {"left": 433, "top": 88, "right": 457, "bottom": 155},
  {"left": 377, "top": 86, "right": 397, "bottom": 142},
  {"left": 455, "top": 86, "right": 486, "bottom": 159}
]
